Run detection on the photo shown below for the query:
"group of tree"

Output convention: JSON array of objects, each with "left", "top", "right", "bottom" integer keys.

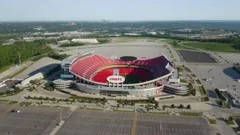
[
  {"left": 97, "top": 38, "right": 110, "bottom": 44},
  {"left": 215, "top": 89, "right": 227, "bottom": 101},
  {"left": 48, "top": 52, "right": 69, "bottom": 60},
  {"left": 188, "top": 83, "right": 196, "bottom": 96},
  {"left": 0, "top": 40, "right": 53, "bottom": 70},
  {"left": 0, "top": 87, "right": 22, "bottom": 96},
  {"left": 59, "top": 42, "right": 84, "bottom": 47},
  {"left": 170, "top": 104, "right": 191, "bottom": 109},
  {"left": 127, "top": 33, "right": 240, "bottom": 50}
]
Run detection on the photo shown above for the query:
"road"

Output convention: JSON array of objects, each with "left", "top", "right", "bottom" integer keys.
[
  {"left": 0, "top": 61, "right": 33, "bottom": 81},
  {"left": 166, "top": 41, "right": 239, "bottom": 135},
  {"left": 218, "top": 120, "right": 236, "bottom": 135}
]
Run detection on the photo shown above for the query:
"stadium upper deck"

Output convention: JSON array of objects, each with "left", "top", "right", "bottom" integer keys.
[{"left": 69, "top": 54, "right": 173, "bottom": 86}]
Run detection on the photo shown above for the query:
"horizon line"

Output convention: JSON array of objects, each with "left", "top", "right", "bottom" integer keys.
[{"left": 1, "top": 20, "right": 240, "bottom": 23}]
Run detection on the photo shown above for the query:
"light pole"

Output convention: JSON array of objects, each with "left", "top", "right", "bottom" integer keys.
[{"left": 18, "top": 52, "right": 21, "bottom": 65}]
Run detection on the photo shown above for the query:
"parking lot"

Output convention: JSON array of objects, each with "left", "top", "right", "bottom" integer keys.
[
  {"left": 57, "top": 110, "right": 134, "bottom": 135},
  {"left": 14, "top": 57, "right": 60, "bottom": 80},
  {"left": 187, "top": 65, "right": 240, "bottom": 92},
  {"left": 0, "top": 105, "right": 70, "bottom": 135},
  {"left": 179, "top": 50, "right": 217, "bottom": 63},
  {"left": 57, "top": 110, "right": 214, "bottom": 135},
  {"left": 137, "top": 114, "right": 213, "bottom": 135},
  {"left": 0, "top": 104, "right": 215, "bottom": 135},
  {"left": 217, "top": 52, "right": 240, "bottom": 64},
  {"left": 59, "top": 41, "right": 172, "bottom": 61}
]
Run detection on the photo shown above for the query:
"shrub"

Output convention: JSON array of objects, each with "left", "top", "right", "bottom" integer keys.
[
  {"left": 218, "top": 100, "right": 223, "bottom": 106},
  {"left": 155, "top": 102, "right": 159, "bottom": 108},
  {"left": 215, "top": 89, "right": 227, "bottom": 101},
  {"left": 45, "top": 86, "right": 54, "bottom": 91},
  {"left": 208, "top": 119, "right": 217, "bottom": 124},
  {"left": 179, "top": 104, "right": 184, "bottom": 109},
  {"left": 204, "top": 97, "right": 209, "bottom": 101},
  {"left": 199, "top": 86, "right": 207, "bottom": 95},
  {"left": 170, "top": 104, "right": 175, "bottom": 108},
  {"left": 186, "top": 105, "right": 191, "bottom": 109},
  {"left": 190, "top": 88, "right": 196, "bottom": 96},
  {"left": 180, "top": 112, "right": 201, "bottom": 116},
  {"left": 162, "top": 105, "right": 168, "bottom": 110}
]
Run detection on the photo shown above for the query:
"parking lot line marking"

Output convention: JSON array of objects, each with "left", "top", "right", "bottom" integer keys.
[
  {"left": 0, "top": 101, "right": 20, "bottom": 119},
  {"left": 131, "top": 112, "right": 138, "bottom": 135}
]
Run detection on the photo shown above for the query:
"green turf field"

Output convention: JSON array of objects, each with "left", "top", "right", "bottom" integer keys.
[{"left": 181, "top": 42, "right": 240, "bottom": 52}]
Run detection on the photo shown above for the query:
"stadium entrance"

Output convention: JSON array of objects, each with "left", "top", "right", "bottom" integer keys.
[{"left": 120, "top": 56, "right": 137, "bottom": 61}]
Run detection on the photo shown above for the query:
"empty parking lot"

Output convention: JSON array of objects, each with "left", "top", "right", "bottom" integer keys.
[
  {"left": 57, "top": 110, "right": 214, "bottom": 135},
  {"left": 179, "top": 50, "right": 217, "bottom": 63},
  {"left": 0, "top": 105, "right": 214, "bottom": 135},
  {"left": 187, "top": 65, "right": 240, "bottom": 92},
  {"left": 0, "top": 105, "right": 70, "bottom": 135}
]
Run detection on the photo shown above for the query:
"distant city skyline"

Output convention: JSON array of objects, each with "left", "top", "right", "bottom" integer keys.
[{"left": 0, "top": 0, "right": 239, "bottom": 21}]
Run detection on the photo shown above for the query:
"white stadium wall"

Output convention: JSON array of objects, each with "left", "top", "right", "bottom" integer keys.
[{"left": 75, "top": 83, "right": 164, "bottom": 96}]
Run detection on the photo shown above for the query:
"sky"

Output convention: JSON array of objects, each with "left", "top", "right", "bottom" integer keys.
[{"left": 0, "top": 0, "right": 239, "bottom": 21}]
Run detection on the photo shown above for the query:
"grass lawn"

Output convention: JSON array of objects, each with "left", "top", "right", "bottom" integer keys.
[
  {"left": 216, "top": 100, "right": 230, "bottom": 108},
  {"left": 146, "top": 112, "right": 169, "bottom": 115},
  {"left": 8, "top": 101, "right": 18, "bottom": 104},
  {"left": 179, "top": 112, "right": 201, "bottom": 117},
  {"left": 0, "top": 100, "right": 9, "bottom": 104},
  {"left": 180, "top": 79, "right": 188, "bottom": 83},
  {"left": 208, "top": 119, "right": 217, "bottom": 124},
  {"left": 113, "top": 37, "right": 156, "bottom": 43},
  {"left": 177, "top": 67, "right": 184, "bottom": 72},
  {"left": 191, "top": 74, "right": 196, "bottom": 77},
  {"left": 182, "top": 42, "right": 240, "bottom": 52},
  {"left": 175, "top": 45, "right": 197, "bottom": 50},
  {"left": 196, "top": 79, "right": 202, "bottom": 84},
  {"left": 224, "top": 119, "right": 235, "bottom": 125},
  {"left": 199, "top": 86, "right": 207, "bottom": 95},
  {"left": 0, "top": 65, "right": 11, "bottom": 73}
]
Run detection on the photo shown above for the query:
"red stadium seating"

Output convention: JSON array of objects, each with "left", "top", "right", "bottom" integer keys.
[
  {"left": 92, "top": 68, "right": 153, "bottom": 83},
  {"left": 70, "top": 55, "right": 172, "bottom": 83}
]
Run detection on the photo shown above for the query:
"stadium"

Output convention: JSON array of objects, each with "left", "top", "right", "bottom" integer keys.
[{"left": 58, "top": 45, "right": 187, "bottom": 96}]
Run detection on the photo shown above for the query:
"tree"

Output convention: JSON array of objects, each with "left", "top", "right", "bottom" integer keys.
[
  {"left": 0, "top": 40, "right": 53, "bottom": 70},
  {"left": 102, "top": 97, "right": 107, "bottom": 103},
  {"left": 170, "top": 104, "right": 175, "bottom": 108},
  {"left": 186, "top": 105, "right": 191, "bottom": 109},
  {"left": 162, "top": 105, "right": 167, "bottom": 110},
  {"left": 179, "top": 104, "right": 184, "bottom": 109},
  {"left": 30, "top": 80, "right": 35, "bottom": 84},
  {"left": 155, "top": 102, "right": 159, "bottom": 108},
  {"left": 219, "top": 101, "right": 223, "bottom": 107},
  {"left": 190, "top": 88, "right": 196, "bottom": 96},
  {"left": 148, "top": 98, "right": 155, "bottom": 103},
  {"left": 229, "top": 116, "right": 233, "bottom": 121},
  {"left": 172, "top": 40, "right": 178, "bottom": 46}
]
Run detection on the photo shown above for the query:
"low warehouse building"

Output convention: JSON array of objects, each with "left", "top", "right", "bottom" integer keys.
[{"left": 71, "top": 39, "right": 99, "bottom": 44}]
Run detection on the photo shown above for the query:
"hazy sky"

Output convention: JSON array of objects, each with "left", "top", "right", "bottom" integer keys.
[{"left": 0, "top": 0, "right": 239, "bottom": 21}]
